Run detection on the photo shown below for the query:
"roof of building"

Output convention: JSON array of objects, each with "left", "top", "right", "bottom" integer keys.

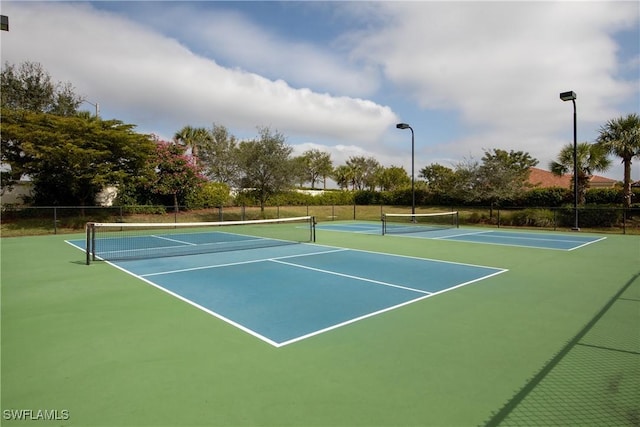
[
  {"left": 527, "top": 167, "right": 617, "bottom": 188},
  {"left": 528, "top": 167, "right": 570, "bottom": 188}
]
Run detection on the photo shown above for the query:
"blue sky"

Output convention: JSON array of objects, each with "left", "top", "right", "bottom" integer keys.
[{"left": 1, "top": 1, "right": 639, "bottom": 182}]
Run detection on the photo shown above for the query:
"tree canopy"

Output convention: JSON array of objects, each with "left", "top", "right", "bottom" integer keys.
[
  {"left": 1, "top": 61, "right": 82, "bottom": 115},
  {"left": 298, "top": 149, "right": 333, "bottom": 190},
  {"left": 475, "top": 149, "right": 538, "bottom": 205},
  {"left": 550, "top": 142, "right": 611, "bottom": 205},
  {"left": 145, "top": 139, "right": 206, "bottom": 211},
  {"left": 596, "top": 113, "right": 640, "bottom": 207},
  {"left": 237, "top": 127, "right": 294, "bottom": 211},
  {"left": 0, "top": 108, "right": 154, "bottom": 205}
]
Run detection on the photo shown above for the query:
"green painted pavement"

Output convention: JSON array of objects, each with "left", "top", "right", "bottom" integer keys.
[{"left": 1, "top": 226, "right": 638, "bottom": 426}]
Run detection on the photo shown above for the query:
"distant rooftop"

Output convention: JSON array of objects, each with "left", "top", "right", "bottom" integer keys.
[{"left": 527, "top": 167, "right": 617, "bottom": 189}]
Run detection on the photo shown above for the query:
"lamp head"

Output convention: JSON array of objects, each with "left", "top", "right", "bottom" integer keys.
[
  {"left": 396, "top": 123, "right": 411, "bottom": 129},
  {"left": 559, "top": 91, "right": 576, "bottom": 101}
]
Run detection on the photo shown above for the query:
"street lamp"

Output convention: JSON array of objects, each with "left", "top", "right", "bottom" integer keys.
[
  {"left": 396, "top": 123, "right": 415, "bottom": 216},
  {"left": 559, "top": 90, "right": 579, "bottom": 231},
  {"left": 81, "top": 99, "right": 99, "bottom": 118}
]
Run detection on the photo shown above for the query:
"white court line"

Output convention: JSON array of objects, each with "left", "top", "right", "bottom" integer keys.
[
  {"left": 277, "top": 268, "right": 508, "bottom": 347},
  {"left": 438, "top": 232, "right": 606, "bottom": 250},
  {"left": 102, "top": 260, "right": 282, "bottom": 347},
  {"left": 270, "top": 259, "right": 433, "bottom": 295},
  {"left": 151, "top": 234, "right": 198, "bottom": 246},
  {"left": 432, "top": 230, "right": 495, "bottom": 239},
  {"left": 309, "top": 242, "right": 506, "bottom": 271},
  {"left": 447, "top": 232, "right": 599, "bottom": 244},
  {"left": 568, "top": 236, "right": 607, "bottom": 251},
  {"left": 394, "top": 229, "right": 603, "bottom": 251},
  {"left": 141, "top": 248, "right": 350, "bottom": 277},
  {"left": 278, "top": 293, "right": 433, "bottom": 347}
]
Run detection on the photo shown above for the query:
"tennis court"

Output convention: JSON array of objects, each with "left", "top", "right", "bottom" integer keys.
[
  {"left": 317, "top": 220, "right": 606, "bottom": 250},
  {"left": 2, "top": 217, "right": 638, "bottom": 426},
  {"left": 67, "top": 235, "right": 506, "bottom": 347}
]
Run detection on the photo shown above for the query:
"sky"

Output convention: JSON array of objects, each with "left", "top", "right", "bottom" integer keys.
[{"left": 1, "top": 1, "right": 639, "bottom": 184}]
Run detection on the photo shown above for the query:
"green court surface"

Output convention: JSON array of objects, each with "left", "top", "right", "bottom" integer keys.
[{"left": 1, "top": 223, "right": 638, "bottom": 426}]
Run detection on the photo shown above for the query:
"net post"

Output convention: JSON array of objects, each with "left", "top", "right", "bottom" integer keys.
[
  {"left": 311, "top": 216, "right": 316, "bottom": 242},
  {"left": 91, "top": 223, "right": 97, "bottom": 262},
  {"left": 381, "top": 214, "right": 386, "bottom": 236},
  {"left": 85, "top": 223, "right": 92, "bottom": 265},
  {"left": 455, "top": 211, "right": 459, "bottom": 228}
]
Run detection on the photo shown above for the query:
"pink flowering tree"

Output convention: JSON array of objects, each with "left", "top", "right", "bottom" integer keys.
[{"left": 146, "top": 138, "right": 206, "bottom": 212}]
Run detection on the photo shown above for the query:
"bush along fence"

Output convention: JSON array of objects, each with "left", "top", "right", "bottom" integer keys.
[{"left": 1, "top": 203, "right": 639, "bottom": 236}]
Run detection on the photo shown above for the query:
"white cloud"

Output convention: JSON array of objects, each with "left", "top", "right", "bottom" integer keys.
[
  {"left": 344, "top": 1, "right": 638, "bottom": 178},
  {"left": 1, "top": 2, "right": 397, "bottom": 145},
  {"left": 353, "top": 2, "right": 636, "bottom": 124},
  {"left": 163, "top": 5, "right": 382, "bottom": 98},
  {"left": 1, "top": 1, "right": 636, "bottom": 182}
]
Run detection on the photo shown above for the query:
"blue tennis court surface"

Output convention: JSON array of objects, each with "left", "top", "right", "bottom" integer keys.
[
  {"left": 68, "top": 240, "right": 506, "bottom": 347},
  {"left": 316, "top": 222, "right": 606, "bottom": 250}
]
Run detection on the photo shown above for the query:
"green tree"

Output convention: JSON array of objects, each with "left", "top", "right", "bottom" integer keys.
[
  {"left": 199, "top": 124, "right": 241, "bottom": 186},
  {"left": 0, "top": 108, "right": 154, "bottom": 206},
  {"left": 332, "top": 165, "right": 354, "bottom": 190},
  {"left": 299, "top": 149, "right": 333, "bottom": 189},
  {"left": 237, "top": 127, "right": 294, "bottom": 212},
  {"left": 344, "top": 156, "right": 381, "bottom": 190},
  {"left": 174, "top": 125, "right": 211, "bottom": 168},
  {"left": 420, "top": 163, "right": 457, "bottom": 194},
  {"left": 451, "top": 158, "right": 481, "bottom": 203},
  {"left": 550, "top": 142, "right": 611, "bottom": 205},
  {"left": 476, "top": 149, "right": 538, "bottom": 205},
  {"left": 1, "top": 61, "right": 81, "bottom": 115},
  {"left": 289, "top": 156, "right": 309, "bottom": 188},
  {"left": 184, "top": 181, "right": 231, "bottom": 209},
  {"left": 378, "top": 166, "right": 410, "bottom": 191},
  {"left": 146, "top": 139, "right": 206, "bottom": 212},
  {"left": 596, "top": 113, "right": 640, "bottom": 207}
]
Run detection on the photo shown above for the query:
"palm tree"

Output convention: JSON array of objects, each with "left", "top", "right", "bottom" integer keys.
[
  {"left": 174, "top": 125, "right": 211, "bottom": 168},
  {"left": 332, "top": 165, "right": 354, "bottom": 190},
  {"left": 596, "top": 113, "right": 640, "bottom": 208},
  {"left": 550, "top": 142, "right": 611, "bottom": 205}
]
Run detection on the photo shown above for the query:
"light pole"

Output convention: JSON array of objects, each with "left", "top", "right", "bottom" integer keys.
[
  {"left": 560, "top": 91, "right": 579, "bottom": 231},
  {"left": 396, "top": 123, "right": 415, "bottom": 216},
  {"left": 81, "top": 99, "right": 99, "bottom": 118}
]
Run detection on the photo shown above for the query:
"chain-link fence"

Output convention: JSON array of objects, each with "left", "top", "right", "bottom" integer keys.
[{"left": 1, "top": 204, "right": 639, "bottom": 236}]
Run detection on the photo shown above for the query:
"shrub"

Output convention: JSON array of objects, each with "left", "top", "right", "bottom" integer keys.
[
  {"left": 185, "top": 182, "right": 231, "bottom": 209},
  {"left": 521, "top": 187, "right": 572, "bottom": 207},
  {"left": 586, "top": 188, "right": 623, "bottom": 205},
  {"left": 506, "top": 208, "right": 556, "bottom": 227},
  {"left": 557, "top": 205, "right": 622, "bottom": 228}
]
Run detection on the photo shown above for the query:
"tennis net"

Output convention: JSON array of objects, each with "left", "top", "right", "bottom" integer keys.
[
  {"left": 382, "top": 212, "right": 459, "bottom": 235},
  {"left": 85, "top": 216, "right": 316, "bottom": 264}
]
